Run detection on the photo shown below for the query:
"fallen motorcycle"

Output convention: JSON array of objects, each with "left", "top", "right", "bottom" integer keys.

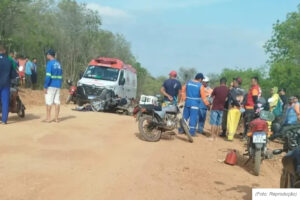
[
  {"left": 134, "top": 103, "right": 193, "bottom": 143},
  {"left": 272, "top": 124, "right": 300, "bottom": 188},
  {"left": 0, "top": 78, "right": 25, "bottom": 118},
  {"left": 66, "top": 79, "right": 77, "bottom": 104}
]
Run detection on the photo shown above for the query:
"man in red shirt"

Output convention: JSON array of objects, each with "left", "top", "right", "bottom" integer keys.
[
  {"left": 210, "top": 77, "right": 229, "bottom": 141},
  {"left": 243, "top": 77, "right": 262, "bottom": 138}
]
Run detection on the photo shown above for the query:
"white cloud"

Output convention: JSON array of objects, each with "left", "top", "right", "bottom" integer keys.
[{"left": 86, "top": 3, "right": 132, "bottom": 19}]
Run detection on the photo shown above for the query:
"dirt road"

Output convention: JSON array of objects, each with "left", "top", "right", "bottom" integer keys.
[{"left": 0, "top": 104, "right": 283, "bottom": 200}]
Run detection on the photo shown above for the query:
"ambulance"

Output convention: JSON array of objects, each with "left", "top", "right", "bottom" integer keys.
[{"left": 76, "top": 57, "right": 137, "bottom": 105}]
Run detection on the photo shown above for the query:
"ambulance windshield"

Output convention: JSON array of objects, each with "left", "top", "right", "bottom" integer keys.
[{"left": 83, "top": 66, "right": 120, "bottom": 81}]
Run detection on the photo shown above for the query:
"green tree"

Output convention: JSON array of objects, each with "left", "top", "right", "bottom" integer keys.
[{"left": 265, "top": 5, "right": 300, "bottom": 95}]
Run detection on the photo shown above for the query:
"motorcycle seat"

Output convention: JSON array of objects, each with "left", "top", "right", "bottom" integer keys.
[{"left": 282, "top": 148, "right": 300, "bottom": 176}]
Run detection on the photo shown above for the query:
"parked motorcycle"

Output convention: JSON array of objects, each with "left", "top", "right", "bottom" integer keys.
[
  {"left": 272, "top": 124, "right": 300, "bottom": 188},
  {"left": 66, "top": 80, "right": 77, "bottom": 104},
  {"left": 134, "top": 103, "right": 193, "bottom": 143},
  {"left": 245, "top": 110, "right": 274, "bottom": 176},
  {"left": 0, "top": 78, "right": 25, "bottom": 118}
]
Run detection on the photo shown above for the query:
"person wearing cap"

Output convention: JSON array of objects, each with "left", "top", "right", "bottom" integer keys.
[
  {"left": 284, "top": 97, "right": 299, "bottom": 125},
  {"left": 210, "top": 77, "right": 229, "bottom": 141},
  {"left": 0, "top": 44, "right": 17, "bottom": 124},
  {"left": 160, "top": 71, "right": 182, "bottom": 105},
  {"left": 44, "top": 49, "right": 63, "bottom": 122},
  {"left": 180, "top": 73, "right": 205, "bottom": 136},
  {"left": 226, "top": 77, "right": 244, "bottom": 141},
  {"left": 196, "top": 76, "right": 211, "bottom": 134}
]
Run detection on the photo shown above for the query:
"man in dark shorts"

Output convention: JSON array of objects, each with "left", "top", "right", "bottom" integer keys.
[
  {"left": 210, "top": 77, "right": 229, "bottom": 141},
  {"left": 160, "top": 71, "right": 182, "bottom": 104}
]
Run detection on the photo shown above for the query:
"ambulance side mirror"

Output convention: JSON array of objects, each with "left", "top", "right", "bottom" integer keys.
[{"left": 120, "top": 78, "right": 125, "bottom": 86}]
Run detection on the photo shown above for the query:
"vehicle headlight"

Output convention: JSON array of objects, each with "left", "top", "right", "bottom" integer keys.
[{"left": 77, "top": 82, "right": 83, "bottom": 87}]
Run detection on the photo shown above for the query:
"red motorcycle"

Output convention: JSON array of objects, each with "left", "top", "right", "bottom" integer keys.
[{"left": 66, "top": 80, "right": 77, "bottom": 104}]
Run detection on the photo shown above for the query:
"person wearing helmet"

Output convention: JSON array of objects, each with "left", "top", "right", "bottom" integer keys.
[
  {"left": 160, "top": 70, "right": 182, "bottom": 105},
  {"left": 227, "top": 77, "right": 244, "bottom": 141},
  {"left": 197, "top": 76, "right": 211, "bottom": 134}
]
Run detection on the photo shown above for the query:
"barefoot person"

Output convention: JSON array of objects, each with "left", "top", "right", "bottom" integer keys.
[{"left": 44, "top": 49, "right": 63, "bottom": 122}]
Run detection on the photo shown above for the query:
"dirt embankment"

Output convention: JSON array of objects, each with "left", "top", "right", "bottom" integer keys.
[{"left": 19, "top": 89, "right": 69, "bottom": 107}]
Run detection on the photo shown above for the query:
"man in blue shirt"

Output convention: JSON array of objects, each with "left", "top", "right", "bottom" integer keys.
[
  {"left": 31, "top": 58, "right": 38, "bottom": 89},
  {"left": 160, "top": 71, "right": 182, "bottom": 104},
  {"left": 0, "top": 45, "right": 17, "bottom": 124},
  {"left": 25, "top": 57, "right": 33, "bottom": 88},
  {"left": 44, "top": 49, "right": 63, "bottom": 122}
]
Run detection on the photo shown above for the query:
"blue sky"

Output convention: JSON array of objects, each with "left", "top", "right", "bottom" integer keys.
[{"left": 78, "top": 0, "right": 299, "bottom": 77}]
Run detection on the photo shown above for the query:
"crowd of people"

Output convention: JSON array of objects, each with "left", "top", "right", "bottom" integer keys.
[
  {"left": 161, "top": 70, "right": 300, "bottom": 141},
  {"left": 0, "top": 45, "right": 62, "bottom": 124}
]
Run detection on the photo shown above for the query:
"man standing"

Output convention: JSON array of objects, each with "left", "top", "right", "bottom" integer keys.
[
  {"left": 279, "top": 88, "right": 288, "bottom": 110},
  {"left": 243, "top": 77, "right": 261, "bottom": 138},
  {"left": 227, "top": 77, "right": 244, "bottom": 141},
  {"left": 284, "top": 97, "right": 299, "bottom": 125},
  {"left": 44, "top": 50, "right": 63, "bottom": 122},
  {"left": 25, "top": 57, "right": 33, "bottom": 88},
  {"left": 210, "top": 77, "right": 229, "bottom": 141},
  {"left": 197, "top": 76, "right": 211, "bottom": 134},
  {"left": 0, "top": 45, "right": 17, "bottom": 124},
  {"left": 181, "top": 73, "right": 204, "bottom": 136},
  {"left": 31, "top": 58, "right": 38, "bottom": 89},
  {"left": 8, "top": 52, "right": 18, "bottom": 70},
  {"left": 160, "top": 71, "right": 182, "bottom": 104}
]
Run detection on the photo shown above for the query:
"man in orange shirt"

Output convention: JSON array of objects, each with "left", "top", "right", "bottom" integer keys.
[
  {"left": 243, "top": 77, "right": 262, "bottom": 138},
  {"left": 197, "top": 76, "right": 211, "bottom": 134}
]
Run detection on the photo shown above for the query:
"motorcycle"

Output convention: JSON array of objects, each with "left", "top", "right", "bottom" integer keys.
[
  {"left": 272, "top": 124, "right": 300, "bottom": 188},
  {"left": 245, "top": 110, "right": 275, "bottom": 176},
  {"left": 66, "top": 80, "right": 77, "bottom": 104},
  {"left": 0, "top": 78, "right": 25, "bottom": 118},
  {"left": 134, "top": 103, "right": 193, "bottom": 143}
]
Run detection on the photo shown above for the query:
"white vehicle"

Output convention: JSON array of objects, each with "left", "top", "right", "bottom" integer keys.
[
  {"left": 139, "top": 95, "right": 159, "bottom": 106},
  {"left": 76, "top": 57, "right": 137, "bottom": 105}
]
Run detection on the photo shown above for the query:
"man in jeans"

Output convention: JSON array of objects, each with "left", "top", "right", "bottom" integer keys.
[
  {"left": 243, "top": 77, "right": 261, "bottom": 139},
  {"left": 0, "top": 45, "right": 17, "bottom": 124},
  {"left": 25, "top": 57, "right": 33, "bottom": 88},
  {"left": 44, "top": 49, "right": 63, "bottom": 122},
  {"left": 210, "top": 77, "right": 229, "bottom": 141}
]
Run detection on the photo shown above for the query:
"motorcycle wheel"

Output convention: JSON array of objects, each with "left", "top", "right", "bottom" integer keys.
[
  {"left": 138, "top": 115, "right": 162, "bottom": 142},
  {"left": 180, "top": 118, "right": 193, "bottom": 143},
  {"left": 66, "top": 95, "right": 72, "bottom": 104},
  {"left": 254, "top": 150, "right": 262, "bottom": 176},
  {"left": 76, "top": 99, "right": 84, "bottom": 106},
  {"left": 18, "top": 106, "right": 25, "bottom": 118}
]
